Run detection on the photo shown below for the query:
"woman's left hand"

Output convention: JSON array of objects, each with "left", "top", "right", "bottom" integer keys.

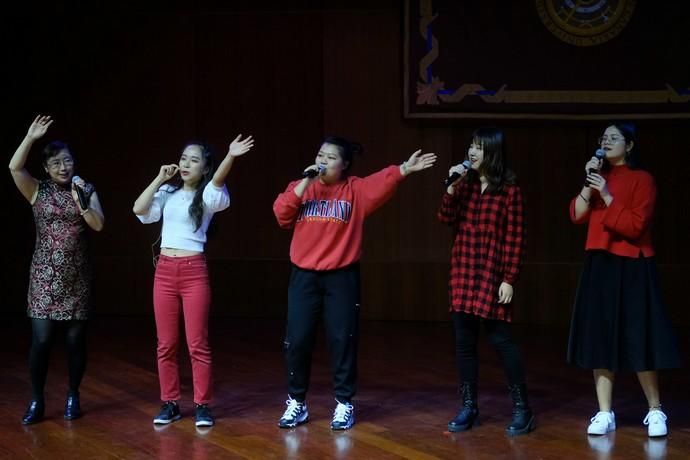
[
  {"left": 586, "top": 172, "right": 612, "bottom": 201},
  {"left": 403, "top": 149, "right": 437, "bottom": 174},
  {"left": 497, "top": 282, "right": 514, "bottom": 304},
  {"left": 228, "top": 134, "right": 255, "bottom": 157}
]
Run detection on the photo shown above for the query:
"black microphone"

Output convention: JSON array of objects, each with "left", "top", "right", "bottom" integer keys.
[
  {"left": 302, "top": 165, "right": 326, "bottom": 178},
  {"left": 72, "top": 175, "right": 89, "bottom": 210},
  {"left": 444, "top": 160, "right": 471, "bottom": 187},
  {"left": 584, "top": 149, "right": 606, "bottom": 187}
]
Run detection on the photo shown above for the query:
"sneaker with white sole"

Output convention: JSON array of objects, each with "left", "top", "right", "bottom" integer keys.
[
  {"left": 153, "top": 401, "right": 181, "bottom": 424},
  {"left": 587, "top": 410, "right": 616, "bottom": 435},
  {"left": 644, "top": 409, "right": 668, "bottom": 437},
  {"left": 195, "top": 404, "right": 215, "bottom": 427},
  {"left": 278, "top": 397, "right": 309, "bottom": 428},
  {"left": 330, "top": 400, "right": 354, "bottom": 430}
]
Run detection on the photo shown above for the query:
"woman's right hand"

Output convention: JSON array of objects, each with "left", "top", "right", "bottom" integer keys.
[
  {"left": 584, "top": 156, "right": 603, "bottom": 175},
  {"left": 448, "top": 162, "right": 469, "bottom": 183},
  {"left": 302, "top": 164, "right": 322, "bottom": 180},
  {"left": 446, "top": 162, "right": 469, "bottom": 193},
  {"left": 158, "top": 164, "right": 179, "bottom": 182},
  {"left": 27, "top": 115, "right": 53, "bottom": 140}
]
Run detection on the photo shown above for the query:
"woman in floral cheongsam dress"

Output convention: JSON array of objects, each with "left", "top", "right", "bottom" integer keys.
[{"left": 9, "top": 115, "right": 105, "bottom": 425}]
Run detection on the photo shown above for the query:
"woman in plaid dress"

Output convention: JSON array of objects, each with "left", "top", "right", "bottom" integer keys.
[{"left": 438, "top": 127, "right": 533, "bottom": 436}]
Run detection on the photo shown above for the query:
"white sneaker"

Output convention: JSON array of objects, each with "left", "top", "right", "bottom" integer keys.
[
  {"left": 643, "top": 409, "right": 668, "bottom": 437},
  {"left": 278, "top": 396, "right": 309, "bottom": 428},
  {"left": 587, "top": 411, "right": 616, "bottom": 435},
  {"left": 330, "top": 400, "right": 355, "bottom": 430}
]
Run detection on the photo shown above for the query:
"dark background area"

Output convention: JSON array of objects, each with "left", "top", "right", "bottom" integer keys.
[{"left": 2, "top": 0, "right": 689, "bottom": 326}]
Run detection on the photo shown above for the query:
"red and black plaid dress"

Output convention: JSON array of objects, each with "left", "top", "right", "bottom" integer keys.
[{"left": 438, "top": 180, "right": 526, "bottom": 322}]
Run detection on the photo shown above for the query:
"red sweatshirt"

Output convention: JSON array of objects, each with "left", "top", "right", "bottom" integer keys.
[
  {"left": 570, "top": 164, "right": 656, "bottom": 257},
  {"left": 273, "top": 165, "right": 405, "bottom": 270}
]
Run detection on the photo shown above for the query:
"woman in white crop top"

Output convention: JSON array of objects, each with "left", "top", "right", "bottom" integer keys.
[{"left": 133, "top": 135, "right": 254, "bottom": 427}]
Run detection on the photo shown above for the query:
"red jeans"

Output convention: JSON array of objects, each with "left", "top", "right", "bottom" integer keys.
[{"left": 153, "top": 254, "right": 212, "bottom": 404}]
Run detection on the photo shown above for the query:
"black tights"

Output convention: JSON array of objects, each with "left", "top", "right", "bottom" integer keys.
[
  {"left": 452, "top": 312, "right": 525, "bottom": 386},
  {"left": 29, "top": 319, "right": 88, "bottom": 401}
]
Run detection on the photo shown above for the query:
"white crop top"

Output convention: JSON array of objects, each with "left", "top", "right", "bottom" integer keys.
[{"left": 137, "top": 182, "right": 230, "bottom": 252}]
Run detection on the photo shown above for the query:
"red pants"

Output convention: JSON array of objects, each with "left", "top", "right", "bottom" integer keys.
[{"left": 153, "top": 254, "right": 212, "bottom": 404}]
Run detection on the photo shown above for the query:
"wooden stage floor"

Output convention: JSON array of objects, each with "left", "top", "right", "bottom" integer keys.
[{"left": 0, "top": 316, "right": 687, "bottom": 459}]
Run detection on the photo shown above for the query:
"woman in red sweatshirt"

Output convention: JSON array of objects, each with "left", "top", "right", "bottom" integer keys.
[
  {"left": 273, "top": 136, "right": 436, "bottom": 430},
  {"left": 568, "top": 122, "right": 680, "bottom": 438}
]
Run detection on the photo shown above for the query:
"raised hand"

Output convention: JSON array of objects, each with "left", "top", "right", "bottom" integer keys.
[
  {"left": 158, "top": 164, "right": 179, "bottom": 182},
  {"left": 404, "top": 150, "right": 438, "bottom": 173},
  {"left": 585, "top": 156, "right": 603, "bottom": 175},
  {"left": 228, "top": 134, "right": 255, "bottom": 157},
  {"left": 27, "top": 115, "right": 54, "bottom": 140}
]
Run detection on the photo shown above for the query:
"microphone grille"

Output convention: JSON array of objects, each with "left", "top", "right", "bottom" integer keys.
[
  {"left": 461, "top": 160, "right": 471, "bottom": 168},
  {"left": 71, "top": 175, "right": 81, "bottom": 183},
  {"left": 595, "top": 149, "right": 606, "bottom": 159}
]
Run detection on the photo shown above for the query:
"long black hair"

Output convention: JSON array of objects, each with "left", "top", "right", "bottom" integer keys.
[
  {"left": 321, "top": 136, "right": 363, "bottom": 177},
  {"left": 467, "top": 127, "right": 516, "bottom": 193},
  {"left": 164, "top": 142, "right": 215, "bottom": 232}
]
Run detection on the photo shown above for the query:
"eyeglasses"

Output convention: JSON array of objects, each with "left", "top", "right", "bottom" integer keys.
[
  {"left": 598, "top": 136, "right": 625, "bottom": 145},
  {"left": 46, "top": 158, "right": 74, "bottom": 170}
]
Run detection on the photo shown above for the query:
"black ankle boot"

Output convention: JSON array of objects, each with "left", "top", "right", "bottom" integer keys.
[
  {"left": 64, "top": 391, "right": 82, "bottom": 420},
  {"left": 22, "top": 400, "right": 45, "bottom": 425},
  {"left": 506, "top": 383, "right": 535, "bottom": 436},
  {"left": 448, "top": 382, "right": 479, "bottom": 432}
]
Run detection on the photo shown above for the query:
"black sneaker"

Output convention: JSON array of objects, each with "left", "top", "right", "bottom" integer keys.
[
  {"left": 330, "top": 400, "right": 354, "bottom": 430},
  {"left": 153, "top": 401, "right": 181, "bottom": 424},
  {"left": 195, "top": 404, "right": 214, "bottom": 427},
  {"left": 278, "top": 396, "right": 309, "bottom": 428}
]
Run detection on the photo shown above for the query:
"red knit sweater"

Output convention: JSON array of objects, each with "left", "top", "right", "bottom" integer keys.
[
  {"left": 570, "top": 165, "right": 656, "bottom": 257},
  {"left": 273, "top": 165, "right": 404, "bottom": 270}
]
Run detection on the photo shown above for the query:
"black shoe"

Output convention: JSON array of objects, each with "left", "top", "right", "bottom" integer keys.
[
  {"left": 153, "top": 401, "right": 181, "bottom": 424},
  {"left": 22, "top": 400, "right": 45, "bottom": 425},
  {"left": 505, "top": 383, "right": 536, "bottom": 436},
  {"left": 195, "top": 404, "right": 214, "bottom": 427},
  {"left": 448, "top": 382, "right": 479, "bottom": 432},
  {"left": 64, "top": 392, "right": 82, "bottom": 420}
]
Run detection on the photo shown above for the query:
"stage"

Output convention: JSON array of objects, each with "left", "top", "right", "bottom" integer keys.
[{"left": 0, "top": 316, "right": 687, "bottom": 459}]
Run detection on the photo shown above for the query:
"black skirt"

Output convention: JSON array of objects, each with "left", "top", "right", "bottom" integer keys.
[{"left": 567, "top": 250, "right": 681, "bottom": 372}]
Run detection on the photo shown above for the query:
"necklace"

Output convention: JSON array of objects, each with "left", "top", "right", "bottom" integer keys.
[{"left": 180, "top": 190, "right": 194, "bottom": 201}]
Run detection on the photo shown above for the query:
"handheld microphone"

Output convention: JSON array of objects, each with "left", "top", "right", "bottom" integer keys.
[
  {"left": 584, "top": 149, "right": 606, "bottom": 187},
  {"left": 303, "top": 165, "right": 327, "bottom": 178},
  {"left": 72, "top": 175, "right": 89, "bottom": 210},
  {"left": 444, "top": 160, "right": 472, "bottom": 187}
]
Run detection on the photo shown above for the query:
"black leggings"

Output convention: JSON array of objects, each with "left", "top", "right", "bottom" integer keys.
[
  {"left": 29, "top": 319, "right": 88, "bottom": 401},
  {"left": 452, "top": 312, "right": 525, "bottom": 386}
]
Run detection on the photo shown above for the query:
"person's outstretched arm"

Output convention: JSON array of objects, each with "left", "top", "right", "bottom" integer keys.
[
  {"left": 212, "top": 134, "right": 254, "bottom": 187},
  {"left": 9, "top": 115, "right": 53, "bottom": 203}
]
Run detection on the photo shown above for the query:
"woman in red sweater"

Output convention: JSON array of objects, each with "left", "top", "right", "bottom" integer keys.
[
  {"left": 568, "top": 122, "right": 680, "bottom": 438},
  {"left": 438, "top": 127, "right": 533, "bottom": 436},
  {"left": 273, "top": 136, "right": 436, "bottom": 430}
]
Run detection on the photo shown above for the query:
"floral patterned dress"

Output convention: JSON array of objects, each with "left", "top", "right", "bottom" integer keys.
[{"left": 28, "top": 179, "right": 94, "bottom": 320}]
